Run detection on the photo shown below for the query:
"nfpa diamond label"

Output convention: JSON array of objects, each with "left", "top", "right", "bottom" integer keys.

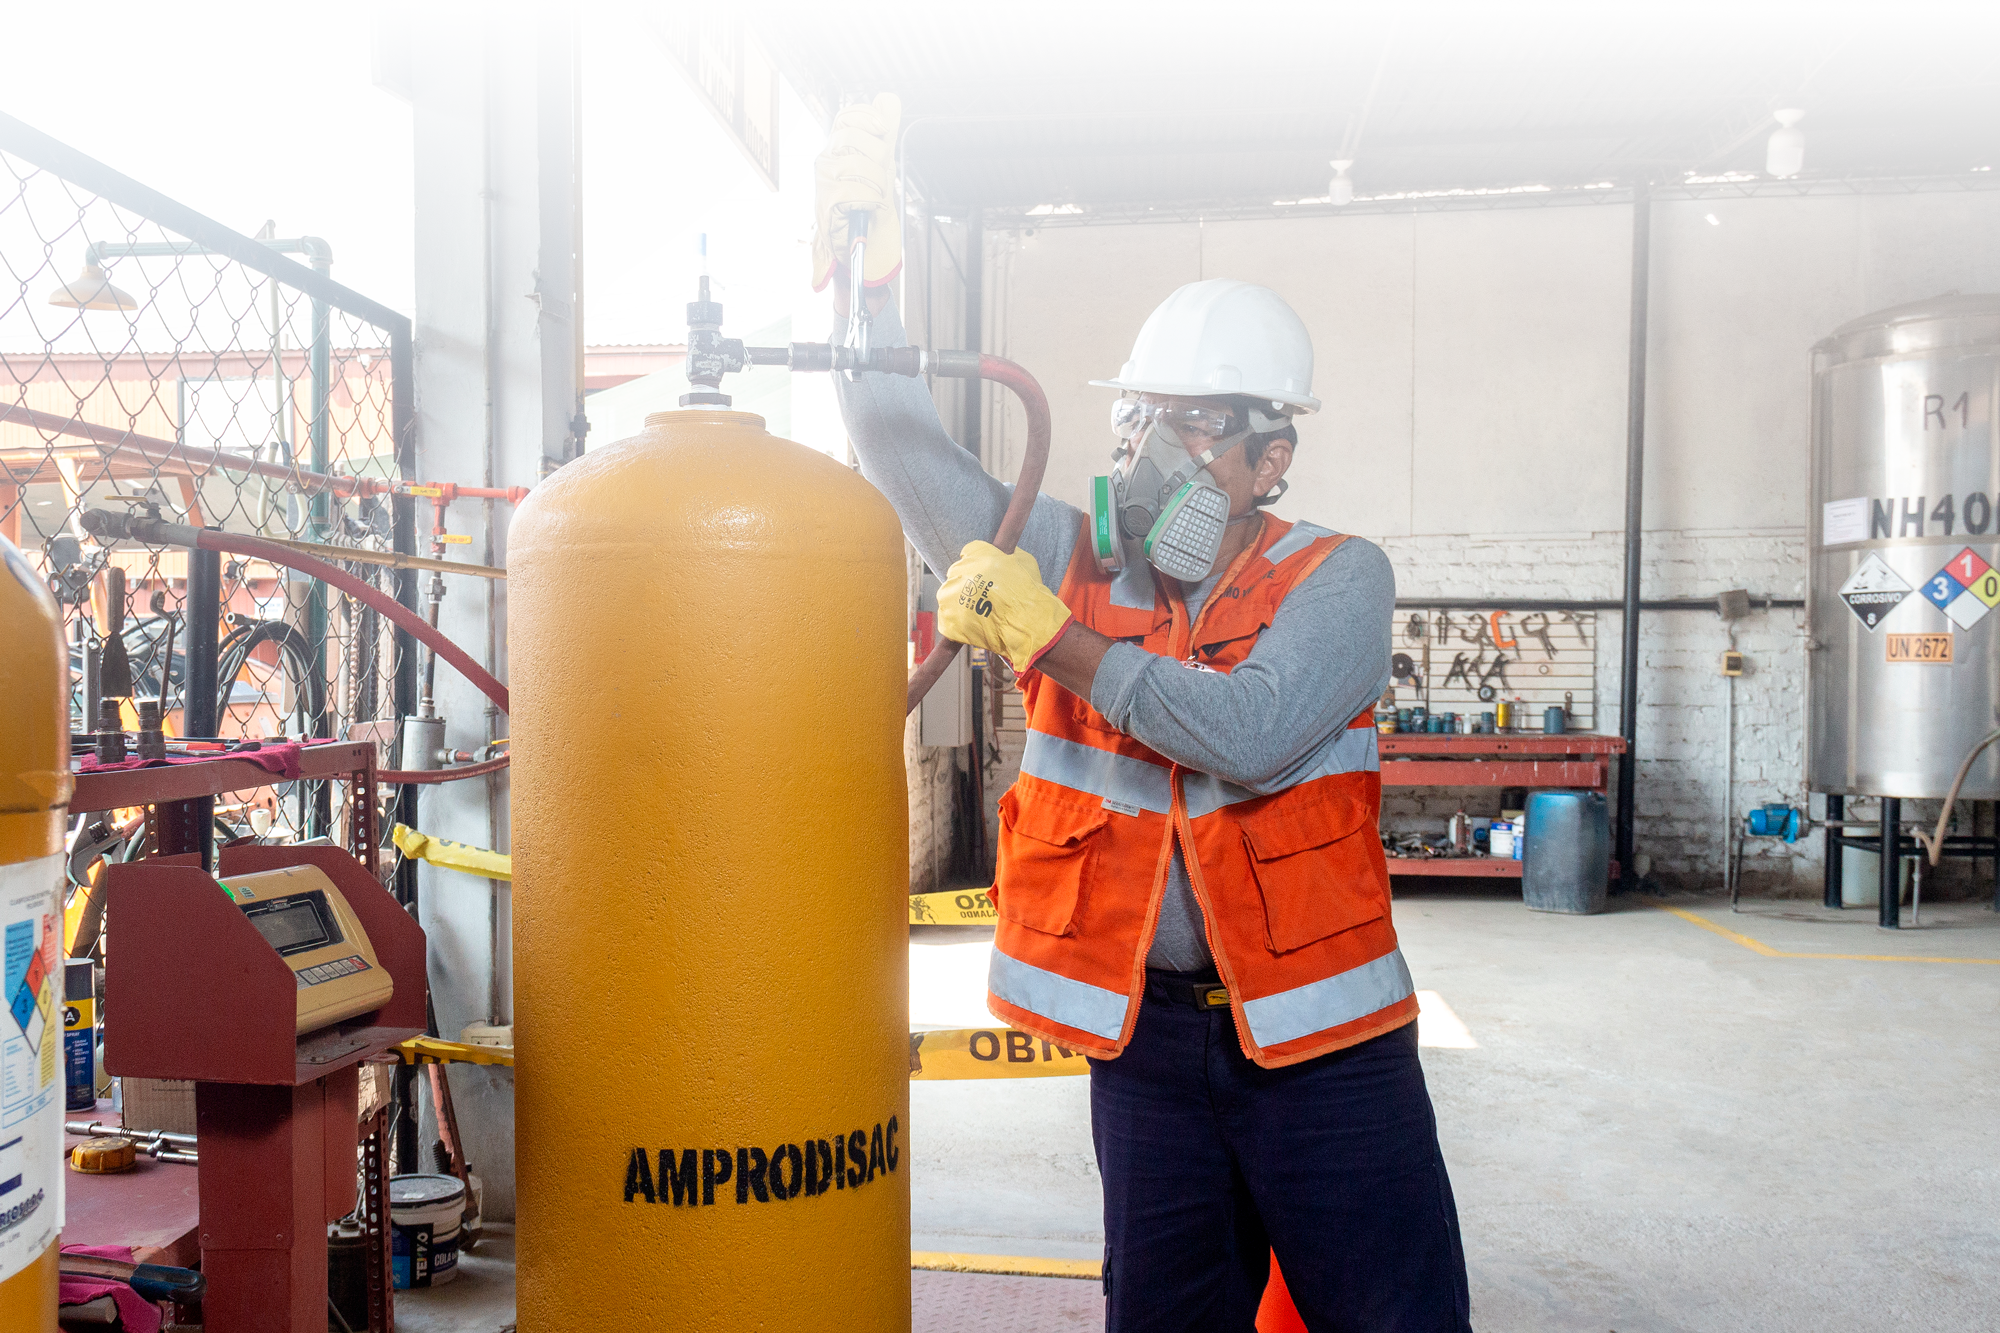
[{"left": 1838, "top": 553, "right": 1913, "bottom": 631}]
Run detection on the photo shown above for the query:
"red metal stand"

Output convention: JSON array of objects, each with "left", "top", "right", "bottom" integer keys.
[
  {"left": 102, "top": 844, "right": 424, "bottom": 1332},
  {"left": 1378, "top": 733, "right": 1627, "bottom": 879}
]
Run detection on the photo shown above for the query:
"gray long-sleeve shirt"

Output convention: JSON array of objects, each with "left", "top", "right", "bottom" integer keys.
[{"left": 836, "top": 304, "right": 1394, "bottom": 971}]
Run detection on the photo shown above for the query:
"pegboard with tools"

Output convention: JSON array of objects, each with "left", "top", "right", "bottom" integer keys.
[{"left": 1388, "top": 609, "right": 1598, "bottom": 731}]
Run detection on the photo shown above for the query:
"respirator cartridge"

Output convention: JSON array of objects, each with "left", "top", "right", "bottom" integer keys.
[{"left": 1089, "top": 396, "right": 1290, "bottom": 583}]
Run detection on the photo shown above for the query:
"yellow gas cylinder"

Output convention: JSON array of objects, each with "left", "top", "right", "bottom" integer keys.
[
  {"left": 0, "top": 535, "right": 71, "bottom": 1333},
  {"left": 509, "top": 409, "right": 911, "bottom": 1331}
]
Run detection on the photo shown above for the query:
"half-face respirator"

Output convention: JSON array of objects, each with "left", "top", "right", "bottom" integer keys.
[{"left": 1089, "top": 395, "right": 1290, "bottom": 583}]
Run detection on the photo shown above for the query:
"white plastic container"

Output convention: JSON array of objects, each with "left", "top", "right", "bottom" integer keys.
[
  {"left": 390, "top": 1173, "right": 465, "bottom": 1288},
  {"left": 1489, "top": 822, "right": 1515, "bottom": 859}
]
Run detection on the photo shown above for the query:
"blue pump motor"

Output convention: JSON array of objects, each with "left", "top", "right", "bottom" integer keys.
[{"left": 1745, "top": 804, "right": 1803, "bottom": 843}]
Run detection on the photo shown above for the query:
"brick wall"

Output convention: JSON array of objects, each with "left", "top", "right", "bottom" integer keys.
[{"left": 1379, "top": 527, "right": 1990, "bottom": 897}]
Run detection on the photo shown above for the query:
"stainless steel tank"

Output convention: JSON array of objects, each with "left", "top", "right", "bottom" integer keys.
[{"left": 1808, "top": 294, "right": 2000, "bottom": 797}]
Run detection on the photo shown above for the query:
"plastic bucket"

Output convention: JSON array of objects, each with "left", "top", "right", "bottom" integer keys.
[
  {"left": 390, "top": 1173, "right": 466, "bottom": 1288},
  {"left": 1521, "top": 790, "right": 1610, "bottom": 914}
]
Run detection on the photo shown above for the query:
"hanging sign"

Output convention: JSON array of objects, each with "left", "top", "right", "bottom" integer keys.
[{"left": 636, "top": 0, "right": 776, "bottom": 189}]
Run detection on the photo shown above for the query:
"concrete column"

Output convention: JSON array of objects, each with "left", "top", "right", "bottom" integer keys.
[{"left": 402, "top": 1, "right": 579, "bottom": 1220}]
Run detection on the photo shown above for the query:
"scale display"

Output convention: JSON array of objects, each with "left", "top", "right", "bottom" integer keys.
[{"left": 223, "top": 866, "right": 393, "bottom": 1033}]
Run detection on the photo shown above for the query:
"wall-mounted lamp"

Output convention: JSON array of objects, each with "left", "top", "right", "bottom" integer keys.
[
  {"left": 1766, "top": 109, "right": 1805, "bottom": 179},
  {"left": 1329, "top": 159, "right": 1355, "bottom": 206},
  {"left": 46, "top": 253, "right": 137, "bottom": 311}
]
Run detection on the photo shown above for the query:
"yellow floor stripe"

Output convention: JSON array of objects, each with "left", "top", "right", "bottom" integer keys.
[
  {"left": 1649, "top": 901, "right": 2000, "bottom": 964},
  {"left": 911, "top": 1251, "right": 1101, "bottom": 1280}
]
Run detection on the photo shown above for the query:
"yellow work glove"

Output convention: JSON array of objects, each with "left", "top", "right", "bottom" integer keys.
[
  {"left": 811, "top": 92, "right": 902, "bottom": 292},
  {"left": 937, "top": 542, "right": 1075, "bottom": 673}
]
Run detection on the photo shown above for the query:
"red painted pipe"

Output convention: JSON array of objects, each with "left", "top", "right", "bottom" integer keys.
[
  {"left": 191, "top": 529, "right": 510, "bottom": 716},
  {"left": 905, "top": 353, "right": 1052, "bottom": 713}
]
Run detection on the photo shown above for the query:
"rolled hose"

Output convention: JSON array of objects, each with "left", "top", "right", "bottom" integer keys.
[
  {"left": 906, "top": 354, "right": 1052, "bottom": 714},
  {"left": 190, "top": 529, "right": 509, "bottom": 716},
  {"left": 80, "top": 509, "right": 511, "bottom": 786},
  {"left": 200, "top": 531, "right": 514, "bottom": 784}
]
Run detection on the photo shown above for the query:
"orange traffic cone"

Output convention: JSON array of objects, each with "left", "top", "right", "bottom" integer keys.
[{"left": 1256, "top": 1253, "right": 1307, "bottom": 1333}]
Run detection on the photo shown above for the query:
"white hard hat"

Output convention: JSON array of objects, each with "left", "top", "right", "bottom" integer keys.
[{"left": 1091, "top": 279, "right": 1320, "bottom": 414}]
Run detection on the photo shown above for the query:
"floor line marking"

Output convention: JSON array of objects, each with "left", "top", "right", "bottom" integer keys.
[
  {"left": 1649, "top": 901, "right": 2000, "bottom": 965},
  {"left": 912, "top": 1251, "right": 1100, "bottom": 1280}
]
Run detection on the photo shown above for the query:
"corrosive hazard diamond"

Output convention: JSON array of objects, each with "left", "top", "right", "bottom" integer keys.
[{"left": 1838, "top": 553, "right": 1912, "bottom": 632}]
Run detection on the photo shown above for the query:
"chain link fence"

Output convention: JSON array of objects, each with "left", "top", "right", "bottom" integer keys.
[{"left": 0, "top": 112, "right": 423, "bottom": 859}]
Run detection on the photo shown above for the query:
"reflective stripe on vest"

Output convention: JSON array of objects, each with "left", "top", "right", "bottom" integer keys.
[
  {"left": 1020, "top": 731, "right": 1173, "bottom": 814},
  {"left": 1240, "top": 947, "right": 1415, "bottom": 1048},
  {"left": 988, "top": 949, "right": 1130, "bottom": 1041}
]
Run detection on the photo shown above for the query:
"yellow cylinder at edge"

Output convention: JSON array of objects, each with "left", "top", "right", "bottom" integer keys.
[
  {"left": 0, "top": 536, "right": 70, "bottom": 1333},
  {"left": 509, "top": 411, "right": 911, "bottom": 1331}
]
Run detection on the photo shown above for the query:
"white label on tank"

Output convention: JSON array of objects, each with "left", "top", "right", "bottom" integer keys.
[
  {"left": 0, "top": 853, "right": 63, "bottom": 1284},
  {"left": 1838, "top": 554, "right": 1913, "bottom": 631},
  {"left": 1822, "top": 497, "right": 1870, "bottom": 546}
]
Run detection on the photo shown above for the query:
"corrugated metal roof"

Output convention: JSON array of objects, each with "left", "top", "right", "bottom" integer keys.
[{"left": 755, "top": 5, "right": 2000, "bottom": 212}]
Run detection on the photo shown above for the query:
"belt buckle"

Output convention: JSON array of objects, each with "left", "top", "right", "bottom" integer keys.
[{"left": 1194, "top": 983, "right": 1231, "bottom": 1009}]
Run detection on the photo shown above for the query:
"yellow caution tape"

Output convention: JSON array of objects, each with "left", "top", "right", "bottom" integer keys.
[
  {"left": 392, "top": 824, "right": 513, "bottom": 881},
  {"left": 909, "top": 1027, "right": 1088, "bottom": 1080},
  {"left": 911, "top": 1251, "right": 1100, "bottom": 1280},
  {"left": 908, "top": 888, "right": 997, "bottom": 926},
  {"left": 394, "top": 1025, "right": 1082, "bottom": 1080},
  {"left": 395, "top": 1035, "right": 515, "bottom": 1067}
]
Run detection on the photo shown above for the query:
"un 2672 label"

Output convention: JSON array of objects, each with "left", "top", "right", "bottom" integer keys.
[{"left": 1885, "top": 633, "right": 1952, "bottom": 664}]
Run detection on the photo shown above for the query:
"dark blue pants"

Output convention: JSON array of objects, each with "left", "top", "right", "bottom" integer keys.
[{"left": 1090, "top": 979, "right": 1472, "bottom": 1333}]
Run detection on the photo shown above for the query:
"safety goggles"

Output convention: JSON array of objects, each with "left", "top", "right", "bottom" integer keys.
[{"left": 1109, "top": 394, "right": 1245, "bottom": 448}]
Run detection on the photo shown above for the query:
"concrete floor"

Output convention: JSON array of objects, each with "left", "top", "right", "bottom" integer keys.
[
  {"left": 909, "top": 890, "right": 2000, "bottom": 1331},
  {"left": 394, "top": 890, "right": 2000, "bottom": 1330}
]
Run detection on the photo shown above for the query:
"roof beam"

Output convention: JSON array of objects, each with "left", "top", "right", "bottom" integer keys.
[
  {"left": 904, "top": 109, "right": 2000, "bottom": 163},
  {"left": 856, "top": 43, "right": 2000, "bottom": 123},
  {"left": 1704, "top": 0, "right": 1904, "bottom": 167}
]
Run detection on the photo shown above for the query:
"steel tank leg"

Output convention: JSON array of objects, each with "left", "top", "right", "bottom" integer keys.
[
  {"left": 1823, "top": 793, "right": 1843, "bottom": 909},
  {"left": 1879, "top": 797, "right": 1901, "bottom": 930}
]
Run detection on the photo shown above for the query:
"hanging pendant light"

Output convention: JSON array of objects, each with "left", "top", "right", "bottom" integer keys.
[
  {"left": 47, "top": 258, "right": 137, "bottom": 311},
  {"left": 1329, "top": 159, "right": 1355, "bottom": 206},
  {"left": 1766, "top": 109, "right": 1805, "bottom": 179}
]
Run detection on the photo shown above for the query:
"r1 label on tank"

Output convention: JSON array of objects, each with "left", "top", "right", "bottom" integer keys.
[
  {"left": 1885, "top": 633, "right": 1952, "bottom": 664},
  {"left": 622, "top": 1117, "right": 899, "bottom": 1207}
]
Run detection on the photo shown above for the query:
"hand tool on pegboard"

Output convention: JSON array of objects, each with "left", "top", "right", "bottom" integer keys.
[{"left": 1518, "top": 611, "right": 1558, "bottom": 659}]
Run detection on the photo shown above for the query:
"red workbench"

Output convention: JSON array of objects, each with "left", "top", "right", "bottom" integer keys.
[
  {"left": 1377, "top": 732, "right": 1626, "bottom": 880},
  {"left": 68, "top": 741, "right": 405, "bottom": 1330}
]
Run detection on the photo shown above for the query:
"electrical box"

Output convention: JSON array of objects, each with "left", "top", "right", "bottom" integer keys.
[
  {"left": 915, "top": 569, "right": 972, "bottom": 747},
  {"left": 920, "top": 640, "right": 973, "bottom": 747}
]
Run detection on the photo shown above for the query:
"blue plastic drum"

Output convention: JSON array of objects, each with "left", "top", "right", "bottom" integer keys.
[{"left": 1521, "top": 790, "right": 1610, "bottom": 914}]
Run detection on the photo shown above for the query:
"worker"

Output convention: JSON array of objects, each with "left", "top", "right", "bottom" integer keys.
[{"left": 818, "top": 95, "right": 1472, "bottom": 1332}]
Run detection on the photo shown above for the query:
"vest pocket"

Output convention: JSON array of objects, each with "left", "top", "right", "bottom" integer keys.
[
  {"left": 995, "top": 787, "right": 1110, "bottom": 937},
  {"left": 1238, "top": 789, "right": 1383, "bottom": 953}
]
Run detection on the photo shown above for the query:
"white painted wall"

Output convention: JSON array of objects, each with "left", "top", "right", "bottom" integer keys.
[
  {"left": 981, "top": 188, "right": 2000, "bottom": 893},
  {"left": 405, "top": 3, "right": 579, "bottom": 1218}
]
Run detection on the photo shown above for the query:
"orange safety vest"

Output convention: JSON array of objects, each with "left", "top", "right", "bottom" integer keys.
[{"left": 987, "top": 515, "right": 1416, "bottom": 1069}]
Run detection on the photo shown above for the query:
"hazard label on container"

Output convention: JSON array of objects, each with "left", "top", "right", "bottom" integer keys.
[
  {"left": 1886, "top": 633, "right": 1952, "bottom": 664},
  {"left": 1838, "top": 554, "right": 1912, "bottom": 631},
  {"left": 1924, "top": 548, "right": 2000, "bottom": 630}
]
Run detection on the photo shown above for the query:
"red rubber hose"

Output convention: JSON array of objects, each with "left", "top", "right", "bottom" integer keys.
[
  {"left": 192, "top": 529, "right": 510, "bottom": 716},
  {"left": 905, "top": 353, "right": 1053, "bottom": 713}
]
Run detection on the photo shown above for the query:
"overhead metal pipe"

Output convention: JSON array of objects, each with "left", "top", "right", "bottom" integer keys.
[
  {"left": 1336, "top": 0, "right": 1416, "bottom": 158},
  {"left": 1616, "top": 182, "right": 1651, "bottom": 885}
]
